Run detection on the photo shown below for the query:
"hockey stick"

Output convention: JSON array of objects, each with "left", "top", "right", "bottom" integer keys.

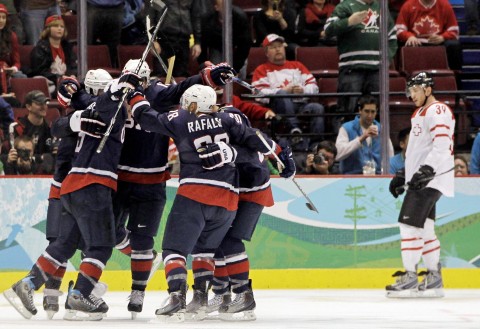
[
  {"left": 395, "top": 166, "right": 455, "bottom": 193},
  {"left": 96, "top": 0, "right": 167, "bottom": 153},
  {"left": 226, "top": 75, "right": 262, "bottom": 95},
  {"left": 255, "top": 130, "right": 319, "bottom": 213}
]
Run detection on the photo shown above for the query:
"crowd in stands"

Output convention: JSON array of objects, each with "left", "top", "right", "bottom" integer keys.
[{"left": 0, "top": 0, "right": 479, "bottom": 176}]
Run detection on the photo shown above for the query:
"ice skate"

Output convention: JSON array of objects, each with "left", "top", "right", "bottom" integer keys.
[
  {"left": 43, "top": 288, "right": 63, "bottom": 320},
  {"left": 3, "top": 277, "right": 37, "bottom": 319},
  {"left": 186, "top": 284, "right": 209, "bottom": 321},
  {"left": 385, "top": 270, "right": 419, "bottom": 298},
  {"left": 63, "top": 281, "right": 108, "bottom": 321},
  {"left": 219, "top": 281, "right": 256, "bottom": 322},
  {"left": 147, "top": 250, "right": 163, "bottom": 283},
  {"left": 127, "top": 290, "right": 145, "bottom": 319},
  {"left": 418, "top": 264, "right": 444, "bottom": 298},
  {"left": 155, "top": 284, "right": 187, "bottom": 323},
  {"left": 206, "top": 290, "right": 232, "bottom": 319}
]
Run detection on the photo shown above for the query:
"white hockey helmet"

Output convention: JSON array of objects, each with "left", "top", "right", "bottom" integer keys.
[
  {"left": 123, "top": 59, "right": 151, "bottom": 82},
  {"left": 180, "top": 84, "right": 217, "bottom": 113},
  {"left": 84, "top": 69, "right": 113, "bottom": 96}
]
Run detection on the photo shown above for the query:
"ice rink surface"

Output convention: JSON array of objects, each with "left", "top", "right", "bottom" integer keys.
[{"left": 0, "top": 289, "right": 479, "bottom": 329}]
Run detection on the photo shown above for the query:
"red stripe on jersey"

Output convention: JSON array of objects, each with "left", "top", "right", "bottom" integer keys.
[
  {"left": 60, "top": 173, "right": 117, "bottom": 195},
  {"left": 118, "top": 170, "right": 171, "bottom": 184},
  {"left": 192, "top": 260, "right": 215, "bottom": 272},
  {"left": 131, "top": 259, "right": 153, "bottom": 272},
  {"left": 401, "top": 247, "right": 423, "bottom": 251},
  {"left": 424, "top": 239, "right": 437, "bottom": 245},
  {"left": 118, "top": 246, "right": 132, "bottom": 256},
  {"left": 80, "top": 262, "right": 102, "bottom": 280},
  {"left": 36, "top": 256, "right": 59, "bottom": 275},
  {"left": 422, "top": 246, "right": 440, "bottom": 255},
  {"left": 432, "top": 134, "right": 451, "bottom": 141},
  {"left": 239, "top": 187, "right": 274, "bottom": 207},
  {"left": 178, "top": 184, "right": 239, "bottom": 211},
  {"left": 49, "top": 185, "right": 60, "bottom": 200},
  {"left": 214, "top": 267, "right": 228, "bottom": 277},
  {"left": 430, "top": 124, "right": 450, "bottom": 132},
  {"left": 54, "top": 266, "right": 66, "bottom": 278},
  {"left": 227, "top": 260, "right": 250, "bottom": 275},
  {"left": 401, "top": 237, "right": 421, "bottom": 242}
]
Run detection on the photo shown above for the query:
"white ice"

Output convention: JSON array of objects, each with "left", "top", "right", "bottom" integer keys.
[{"left": 1, "top": 289, "right": 479, "bottom": 329}]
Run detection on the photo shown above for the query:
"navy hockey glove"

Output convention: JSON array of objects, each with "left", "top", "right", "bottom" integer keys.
[
  {"left": 408, "top": 165, "right": 435, "bottom": 190},
  {"left": 57, "top": 77, "right": 81, "bottom": 108},
  {"left": 69, "top": 109, "right": 106, "bottom": 138},
  {"left": 109, "top": 72, "right": 142, "bottom": 98},
  {"left": 278, "top": 145, "right": 296, "bottom": 179},
  {"left": 201, "top": 62, "right": 236, "bottom": 88},
  {"left": 126, "top": 86, "right": 145, "bottom": 104},
  {"left": 389, "top": 169, "right": 405, "bottom": 198},
  {"left": 197, "top": 142, "right": 237, "bottom": 170}
]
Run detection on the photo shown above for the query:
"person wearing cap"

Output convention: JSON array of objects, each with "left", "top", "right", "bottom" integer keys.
[
  {"left": 30, "top": 14, "right": 77, "bottom": 96},
  {"left": 0, "top": 3, "right": 27, "bottom": 82},
  {"left": 252, "top": 33, "right": 325, "bottom": 151},
  {"left": 324, "top": 0, "right": 397, "bottom": 131},
  {"left": 0, "top": 0, "right": 25, "bottom": 44},
  {"left": 18, "top": 0, "right": 61, "bottom": 45},
  {"left": 4, "top": 89, "right": 55, "bottom": 173}
]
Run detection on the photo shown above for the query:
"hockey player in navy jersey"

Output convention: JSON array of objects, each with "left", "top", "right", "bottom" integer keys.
[
  {"left": 3, "top": 70, "right": 142, "bottom": 321},
  {"left": 127, "top": 84, "right": 295, "bottom": 322}
]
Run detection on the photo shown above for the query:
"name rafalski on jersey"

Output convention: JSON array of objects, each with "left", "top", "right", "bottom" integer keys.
[{"left": 187, "top": 117, "right": 222, "bottom": 133}]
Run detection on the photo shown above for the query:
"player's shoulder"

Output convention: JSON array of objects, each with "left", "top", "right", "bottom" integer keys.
[{"left": 424, "top": 101, "right": 454, "bottom": 117}]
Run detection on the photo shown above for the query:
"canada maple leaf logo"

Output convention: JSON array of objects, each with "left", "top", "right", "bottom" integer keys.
[
  {"left": 362, "top": 8, "right": 379, "bottom": 29},
  {"left": 413, "top": 16, "right": 440, "bottom": 37}
]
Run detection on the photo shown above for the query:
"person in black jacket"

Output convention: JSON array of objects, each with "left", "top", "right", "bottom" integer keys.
[{"left": 29, "top": 15, "right": 77, "bottom": 96}]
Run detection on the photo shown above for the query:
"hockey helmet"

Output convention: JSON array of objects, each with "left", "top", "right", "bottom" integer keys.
[
  {"left": 123, "top": 59, "right": 151, "bottom": 82},
  {"left": 84, "top": 69, "right": 113, "bottom": 96},
  {"left": 180, "top": 84, "right": 217, "bottom": 114},
  {"left": 406, "top": 71, "right": 434, "bottom": 98}
]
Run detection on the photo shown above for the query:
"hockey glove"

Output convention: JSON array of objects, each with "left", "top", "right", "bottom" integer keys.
[
  {"left": 278, "top": 146, "right": 296, "bottom": 179},
  {"left": 197, "top": 141, "right": 237, "bottom": 170},
  {"left": 109, "top": 72, "right": 142, "bottom": 99},
  {"left": 57, "top": 77, "right": 81, "bottom": 108},
  {"left": 200, "top": 62, "right": 236, "bottom": 88},
  {"left": 69, "top": 109, "right": 106, "bottom": 138},
  {"left": 408, "top": 165, "right": 435, "bottom": 190},
  {"left": 389, "top": 169, "right": 405, "bottom": 198}
]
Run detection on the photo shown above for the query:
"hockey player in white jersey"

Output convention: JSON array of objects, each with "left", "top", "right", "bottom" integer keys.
[{"left": 386, "top": 72, "right": 455, "bottom": 298}]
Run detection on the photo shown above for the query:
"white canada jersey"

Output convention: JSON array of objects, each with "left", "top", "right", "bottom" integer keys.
[{"left": 405, "top": 101, "right": 455, "bottom": 197}]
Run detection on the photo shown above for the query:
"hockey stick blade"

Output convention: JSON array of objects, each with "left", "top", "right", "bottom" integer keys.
[{"left": 150, "top": 0, "right": 166, "bottom": 12}]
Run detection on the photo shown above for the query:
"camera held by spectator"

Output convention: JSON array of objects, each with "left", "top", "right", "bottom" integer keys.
[{"left": 302, "top": 140, "right": 338, "bottom": 175}]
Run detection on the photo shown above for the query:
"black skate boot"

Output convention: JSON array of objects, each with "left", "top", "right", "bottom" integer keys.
[
  {"left": 155, "top": 283, "right": 187, "bottom": 323},
  {"left": 43, "top": 288, "right": 63, "bottom": 320},
  {"left": 3, "top": 277, "right": 37, "bottom": 319},
  {"left": 186, "top": 283, "right": 209, "bottom": 321},
  {"left": 219, "top": 280, "right": 256, "bottom": 321},
  {"left": 418, "top": 263, "right": 444, "bottom": 298},
  {"left": 63, "top": 281, "right": 108, "bottom": 321},
  {"left": 385, "top": 270, "right": 419, "bottom": 298},
  {"left": 127, "top": 290, "right": 145, "bottom": 319}
]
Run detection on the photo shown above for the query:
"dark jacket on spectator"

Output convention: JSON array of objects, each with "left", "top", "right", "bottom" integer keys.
[{"left": 29, "top": 38, "right": 77, "bottom": 81}]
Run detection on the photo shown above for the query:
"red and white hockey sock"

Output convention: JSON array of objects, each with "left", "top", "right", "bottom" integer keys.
[
  {"left": 131, "top": 249, "right": 154, "bottom": 291},
  {"left": 399, "top": 223, "right": 424, "bottom": 272},
  {"left": 421, "top": 218, "right": 441, "bottom": 271},
  {"left": 225, "top": 251, "right": 250, "bottom": 294},
  {"left": 192, "top": 254, "right": 215, "bottom": 289},
  {"left": 164, "top": 254, "right": 187, "bottom": 292}
]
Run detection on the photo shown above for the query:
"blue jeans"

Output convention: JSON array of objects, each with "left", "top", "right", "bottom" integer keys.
[
  {"left": 338, "top": 68, "right": 379, "bottom": 114},
  {"left": 20, "top": 5, "right": 61, "bottom": 45},
  {"left": 465, "top": 0, "right": 480, "bottom": 31}
]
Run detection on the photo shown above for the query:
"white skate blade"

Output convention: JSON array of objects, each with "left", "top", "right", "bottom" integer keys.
[
  {"left": 156, "top": 311, "right": 185, "bottom": 323},
  {"left": 385, "top": 289, "right": 420, "bottom": 298},
  {"left": 219, "top": 310, "right": 256, "bottom": 321},
  {"left": 185, "top": 308, "right": 207, "bottom": 321},
  {"left": 206, "top": 311, "right": 220, "bottom": 320},
  {"left": 46, "top": 310, "right": 56, "bottom": 320},
  {"left": 63, "top": 309, "right": 104, "bottom": 321},
  {"left": 3, "top": 288, "right": 35, "bottom": 319},
  {"left": 418, "top": 288, "right": 445, "bottom": 298},
  {"left": 131, "top": 311, "right": 138, "bottom": 320}
]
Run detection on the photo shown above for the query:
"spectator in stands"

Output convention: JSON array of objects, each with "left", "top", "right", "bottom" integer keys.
[
  {"left": 389, "top": 126, "right": 410, "bottom": 174},
  {"left": 395, "top": 0, "right": 462, "bottom": 70},
  {"left": 296, "top": 0, "right": 336, "bottom": 47},
  {"left": 0, "top": 95, "right": 13, "bottom": 133},
  {"left": 300, "top": 140, "right": 339, "bottom": 174},
  {"left": 30, "top": 15, "right": 77, "bottom": 96},
  {"left": 1, "top": 135, "right": 38, "bottom": 174},
  {"left": 470, "top": 133, "right": 480, "bottom": 174},
  {"left": 149, "top": 0, "right": 203, "bottom": 77},
  {"left": 253, "top": 0, "right": 299, "bottom": 60},
  {"left": 335, "top": 95, "right": 394, "bottom": 175},
  {"left": 0, "top": 4, "right": 27, "bottom": 85},
  {"left": 0, "top": 0, "right": 25, "bottom": 44},
  {"left": 86, "top": 0, "right": 124, "bottom": 68},
  {"left": 198, "top": 0, "right": 252, "bottom": 75},
  {"left": 465, "top": 0, "right": 480, "bottom": 35},
  {"left": 18, "top": 0, "right": 61, "bottom": 45},
  {"left": 454, "top": 154, "right": 469, "bottom": 176},
  {"left": 324, "top": 0, "right": 397, "bottom": 131},
  {"left": 252, "top": 33, "right": 325, "bottom": 151},
  {"left": 3, "top": 90, "right": 55, "bottom": 173}
]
